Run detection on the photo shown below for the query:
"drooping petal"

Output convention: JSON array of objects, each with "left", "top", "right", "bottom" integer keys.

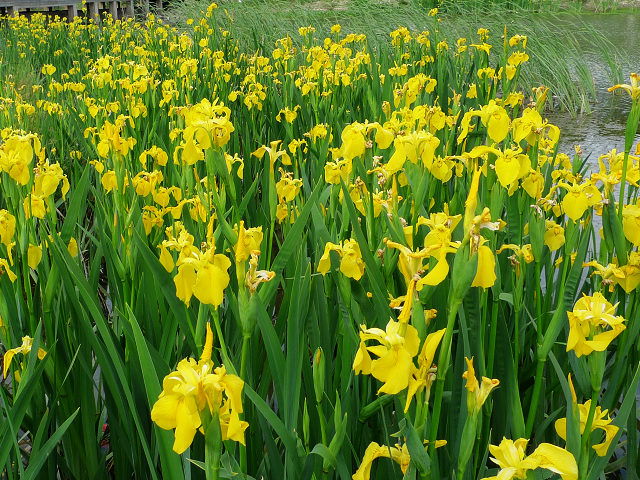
[
  {"left": 174, "top": 263, "right": 197, "bottom": 306},
  {"left": 352, "top": 442, "right": 391, "bottom": 480},
  {"left": 353, "top": 341, "right": 373, "bottom": 375},
  {"left": 172, "top": 400, "right": 200, "bottom": 454},
  {"left": 524, "top": 443, "right": 578, "bottom": 480},
  {"left": 150, "top": 394, "right": 180, "bottom": 430},
  {"left": 472, "top": 245, "right": 496, "bottom": 289}
]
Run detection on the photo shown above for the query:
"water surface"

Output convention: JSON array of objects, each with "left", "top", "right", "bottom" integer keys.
[{"left": 544, "top": 12, "right": 640, "bottom": 164}]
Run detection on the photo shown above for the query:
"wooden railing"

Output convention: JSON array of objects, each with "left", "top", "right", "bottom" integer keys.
[{"left": 0, "top": 0, "right": 138, "bottom": 20}]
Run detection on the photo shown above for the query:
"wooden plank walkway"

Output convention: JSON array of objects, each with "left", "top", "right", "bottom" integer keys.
[{"left": 0, "top": 0, "right": 140, "bottom": 20}]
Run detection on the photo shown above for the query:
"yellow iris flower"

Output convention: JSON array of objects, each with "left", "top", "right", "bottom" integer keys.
[
  {"left": 0, "top": 210, "right": 16, "bottom": 248},
  {"left": 462, "top": 356, "right": 499, "bottom": 415},
  {"left": 566, "top": 293, "right": 626, "bottom": 357},
  {"left": 353, "top": 319, "right": 420, "bottom": 394},
  {"left": 173, "top": 245, "right": 231, "bottom": 307},
  {"left": 494, "top": 147, "right": 530, "bottom": 188},
  {"left": 622, "top": 203, "right": 640, "bottom": 246},
  {"left": 352, "top": 440, "right": 446, "bottom": 480},
  {"left": 608, "top": 73, "right": 640, "bottom": 101},
  {"left": 557, "top": 181, "right": 601, "bottom": 222},
  {"left": 151, "top": 324, "right": 247, "bottom": 454},
  {"left": 3, "top": 336, "right": 47, "bottom": 378},
  {"left": 482, "top": 438, "right": 577, "bottom": 480},
  {"left": 233, "top": 221, "right": 263, "bottom": 263},
  {"left": 0, "top": 258, "right": 17, "bottom": 283},
  {"left": 544, "top": 220, "right": 565, "bottom": 251},
  {"left": 555, "top": 401, "right": 618, "bottom": 457},
  {"left": 403, "top": 328, "right": 446, "bottom": 412},
  {"left": 471, "top": 236, "right": 497, "bottom": 289},
  {"left": 317, "top": 239, "right": 365, "bottom": 281}
]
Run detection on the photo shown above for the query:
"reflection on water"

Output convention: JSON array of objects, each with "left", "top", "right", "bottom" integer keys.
[{"left": 543, "top": 13, "right": 640, "bottom": 166}]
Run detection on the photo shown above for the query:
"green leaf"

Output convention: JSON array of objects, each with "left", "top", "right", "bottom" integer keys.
[
  {"left": 124, "top": 305, "right": 185, "bottom": 480},
  {"left": 244, "top": 384, "right": 301, "bottom": 475},
  {"left": 310, "top": 444, "right": 336, "bottom": 469},
  {"left": 586, "top": 363, "right": 640, "bottom": 480},
  {"left": 22, "top": 409, "right": 80, "bottom": 480},
  {"left": 48, "top": 236, "right": 160, "bottom": 479},
  {"left": 130, "top": 227, "right": 197, "bottom": 355},
  {"left": 339, "top": 179, "right": 390, "bottom": 320},
  {"left": 400, "top": 419, "right": 431, "bottom": 475},
  {"left": 259, "top": 178, "right": 324, "bottom": 306}
]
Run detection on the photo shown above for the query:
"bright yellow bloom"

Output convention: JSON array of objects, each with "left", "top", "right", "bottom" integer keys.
[
  {"left": 0, "top": 258, "right": 16, "bottom": 283},
  {"left": 0, "top": 210, "right": 16, "bottom": 248},
  {"left": 151, "top": 324, "right": 247, "bottom": 454},
  {"left": 33, "top": 160, "right": 70, "bottom": 199},
  {"left": 353, "top": 319, "right": 420, "bottom": 394},
  {"left": 41, "top": 64, "right": 56, "bottom": 75},
  {"left": 173, "top": 246, "right": 231, "bottom": 307},
  {"left": 494, "top": 147, "right": 530, "bottom": 188},
  {"left": 478, "top": 100, "right": 511, "bottom": 144},
  {"left": 317, "top": 239, "right": 365, "bottom": 281},
  {"left": 404, "top": 328, "right": 446, "bottom": 412},
  {"left": 471, "top": 237, "right": 497, "bottom": 289},
  {"left": 340, "top": 123, "right": 368, "bottom": 161},
  {"left": 252, "top": 140, "right": 291, "bottom": 176},
  {"left": 622, "top": 203, "right": 640, "bottom": 246},
  {"left": 512, "top": 108, "right": 559, "bottom": 147},
  {"left": 3, "top": 336, "right": 47, "bottom": 378},
  {"left": 276, "top": 105, "right": 300, "bottom": 124},
  {"left": 482, "top": 438, "right": 577, "bottom": 480},
  {"left": 462, "top": 356, "right": 499, "bottom": 415},
  {"left": 245, "top": 251, "right": 275, "bottom": 295},
  {"left": 558, "top": 181, "right": 601, "bottom": 222},
  {"left": 324, "top": 158, "right": 352, "bottom": 185},
  {"left": 131, "top": 170, "right": 164, "bottom": 197},
  {"left": 584, "top": 258, "right": 640, "bottom": 293},
  {"left": 0, "top": 134, "right": 39, "bottom": 186},
  {"left": 27, "top": 244, "right": 43, "bottom": 269},
  {"left": 23, "top": 194, "right": 46, "bottom": 219},
  {"left": 181, "top": 98, "right": 234, "bottom": 149},
  {"left": 544, "top": 220, "right": 565, "bottom": 251},
  {"left": 566, "top": 293, "right": 626, "bottom": 357},
  {"left": 353, "top": 440, "right": 446, "bottom": 480},
  {"left": 608, "top": 73, "right": 640, "bottom": 101},
  {"left": 555, "top": 400, "right": 618, "bottom": 456},
  {"left": 275, "top": 171, "right": 303, "bottom": 203},
  {"left": 139, "top": 145, "right": 169, "bottom": 168},
  {"left": 233, "top": 221, "right": 263, "bottom": 263}
]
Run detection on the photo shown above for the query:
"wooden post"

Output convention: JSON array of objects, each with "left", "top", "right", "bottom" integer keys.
[
  {"left": 67, "top": 3, "right": 77, "bottom": 20},
  {"left": 87, "top": 0, "right": 98, "bottom": 20},
  {"left": 7, "top": 5, "right": 16, "bottom": 15},
  {"left": 126, "top": 0, "right": 132, "bottom": 17},
  {"left": 108, "top": 0, "right": 117, "bottom": 20}
]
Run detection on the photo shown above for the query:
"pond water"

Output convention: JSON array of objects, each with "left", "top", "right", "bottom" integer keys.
[{"left": 544, "top": 12, "right": 640, "bottom": 165}]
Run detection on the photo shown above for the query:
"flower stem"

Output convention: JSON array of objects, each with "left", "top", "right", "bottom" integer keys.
[
  {"left": 239, "top": 334, "right": 250, "bottom": 474},
  {"left": 429, "top": 300, "right": 460, "bottom": 452},
  {"left": 580, "top": 390, "right": 599, "bottom": 453},
  {"left": 525, "top": 357, "right": 545, "bottom": 438},
  {"left": 204, "top": 412, "right": 222, "bottom": 480}
]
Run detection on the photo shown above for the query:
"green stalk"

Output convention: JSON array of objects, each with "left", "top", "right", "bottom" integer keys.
[
  {"left": 486, "top": 296, "right": 499, "bottom": 378},
  {"left": 578, "top": 389, "right": 599, "bottom": 480},
  {"left": 209, "top": 306, "right": 233, "bottom": 371},
  {"left": 617, "top": 101, "right": 640, "bottom": 219},
  {"left": 535, "top": 261, "right": 543, "bottom": 347},
  {"left": 204, "top": 412, "right": 222, "bottom": 480},
  {"left": 429, "top": 300, "right": 460, "bottom": 452},
  {"left": 316, "top": 401, "right": 327, "bottom": 446},
  {"left": 525, "top": 357, "right": 545, "bottom": 438},
  {"left": 239, "top": 333, "right": 250, "bottom": 474}
]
